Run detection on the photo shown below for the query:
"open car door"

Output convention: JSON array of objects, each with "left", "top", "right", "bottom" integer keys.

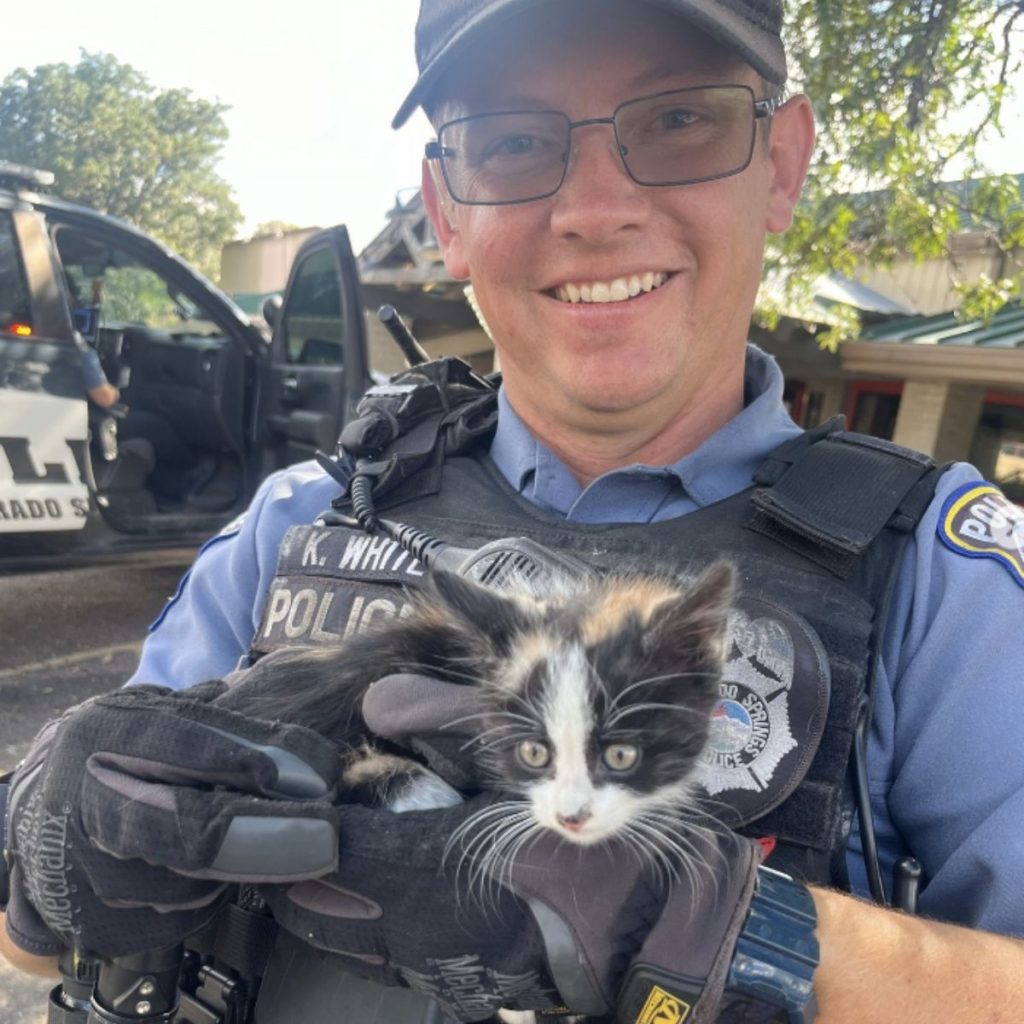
[{"left": 264, "top": 226, "right": 370, "bottom": 469}]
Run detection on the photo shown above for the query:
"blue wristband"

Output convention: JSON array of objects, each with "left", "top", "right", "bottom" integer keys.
[{"left": 718, "top": 867, "right": 819, "bottom": 1023}]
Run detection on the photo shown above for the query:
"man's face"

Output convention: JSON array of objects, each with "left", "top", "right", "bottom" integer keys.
[{"left": 426, "top": 1, "right": 812, "bottom": 440}]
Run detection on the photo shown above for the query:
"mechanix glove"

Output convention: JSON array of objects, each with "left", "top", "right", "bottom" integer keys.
[
  {"left": 357, "top": 674, "right": 818, "bottom": 1023},
  {"left": 258, "top": 796, "right": 664, "bottom": 1021},
  {"left": 1, "top": 681, "right": 344, "bottom": 959},
  {"left": 257, "top": 793, "right": 786, "bottom": 1023}
]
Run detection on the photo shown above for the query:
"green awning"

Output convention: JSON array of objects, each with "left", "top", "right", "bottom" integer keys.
[{"left": 861, "top": 303, "right": 1024, "bottom": 350}]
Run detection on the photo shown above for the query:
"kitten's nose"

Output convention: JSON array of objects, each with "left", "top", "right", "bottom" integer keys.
[{"left": 556, "top": 808, "right": 592, "bottom": 831}]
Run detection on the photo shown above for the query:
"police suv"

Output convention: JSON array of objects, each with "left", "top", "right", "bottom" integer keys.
[{"left": 0, "top": 162, "right": 370, "bottom": 564}]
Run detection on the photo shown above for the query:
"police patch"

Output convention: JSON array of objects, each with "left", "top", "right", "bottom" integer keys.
[
  {"left": 694, "top": 597, "right": 830, "bottom": 826},
  {"left": 252, "top": 524, "right": 428, "bottom": 656},
  {"left": 938, "top": 482, "right": 1024, "bottom": 589}
]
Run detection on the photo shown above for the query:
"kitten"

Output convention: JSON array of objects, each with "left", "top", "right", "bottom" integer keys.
[
  {"left": 226, "top": 563, "right": 734, "bottom": 1024},
  {"left": 227, "top": 562, "right": 735, "bottom": 857}
]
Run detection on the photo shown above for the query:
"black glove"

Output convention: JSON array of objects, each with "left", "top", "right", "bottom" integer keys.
[
  {"left": 361, "top": 672, "right": 492, "bottom": 790},
  {"left": 260, "top": 796, "right": 669, "bottom": 1022},
  {"left": 1, "top": 681, "right": 344, "bottom": 959},
  {"left": 263, "top": 667, "right": 771, "bottom": 1022}
]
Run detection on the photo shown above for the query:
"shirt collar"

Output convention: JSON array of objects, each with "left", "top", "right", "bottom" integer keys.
[{"left": 488, "top": 344, "right": 803, "bottom": 511}]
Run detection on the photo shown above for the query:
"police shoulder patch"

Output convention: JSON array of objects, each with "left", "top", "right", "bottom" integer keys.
[{"left": 938, "top": 482, "right": 1024, "bottom": 589}]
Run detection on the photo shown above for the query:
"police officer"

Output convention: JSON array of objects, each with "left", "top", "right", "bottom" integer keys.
[{"left": 4, "top": 1, "right": 1024, "bottom": 1021}]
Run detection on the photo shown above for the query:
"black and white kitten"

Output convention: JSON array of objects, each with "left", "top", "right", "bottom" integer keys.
[
  {"left": 229, "top": 562, "right": 735, "bottom": 855},
  {"left": 226, "top": 564, "right": 734, "bottom": 1024}
]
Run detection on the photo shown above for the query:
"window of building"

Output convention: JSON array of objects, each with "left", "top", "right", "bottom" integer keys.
[
  {"left": 846, "top": 380, "right": 903, "bottom": 439},
  {"left": 970, "top": 393, "right": 1024, "bottom": 503}
]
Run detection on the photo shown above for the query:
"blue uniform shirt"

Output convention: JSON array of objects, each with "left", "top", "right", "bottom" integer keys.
[{"left": 130, "top": 345, "right": 1024, "bottom": 935}]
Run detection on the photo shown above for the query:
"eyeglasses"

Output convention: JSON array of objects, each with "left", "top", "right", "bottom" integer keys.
[{"left": 425, "top": 85, "right": 780, "bottom": 206}]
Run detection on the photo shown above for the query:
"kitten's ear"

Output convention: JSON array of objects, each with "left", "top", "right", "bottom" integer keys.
[
  {"left": 427, "top": 570, "right": 532, "bottom": 652},
  {"left": 645, "top": 561, "right": 736, "bottom": 666}
]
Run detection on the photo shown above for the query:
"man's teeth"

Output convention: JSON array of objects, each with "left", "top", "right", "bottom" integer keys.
[{"left": 555, "top": 272, "right": 669, "bottom": 304}]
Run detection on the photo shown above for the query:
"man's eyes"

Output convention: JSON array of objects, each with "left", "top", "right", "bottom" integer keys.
[
  {"left": 491, "top": 134, "right": 538, "bottom": 156},
  {"left": 657, "top": 108, "right": 703, "bottom": 131},
  {"left": 479, "top": 133, "right": 555, "bottom": 161}
]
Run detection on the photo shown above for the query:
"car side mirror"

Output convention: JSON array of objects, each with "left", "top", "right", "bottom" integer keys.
[{"left": 262, "top": 294, "right": 284, "bottom": 330}]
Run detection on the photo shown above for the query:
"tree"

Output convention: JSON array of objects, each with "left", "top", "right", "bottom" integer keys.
[
  {"left": 252, "top": 221, "right": 304, "bottom": 239},
  {"left": 763, "top": 0, "right": 1024, "bottom": 345},
  {"left": 0, "top": 51, "right": 241, "bottom": 279}
]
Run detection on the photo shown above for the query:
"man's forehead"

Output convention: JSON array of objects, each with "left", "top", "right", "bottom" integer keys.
[
  {"left": 430, "top": 3, "right": 754, "bottom": 117},
  {"left": 396, "top": 0, "right": 785, "bottom": 128}
]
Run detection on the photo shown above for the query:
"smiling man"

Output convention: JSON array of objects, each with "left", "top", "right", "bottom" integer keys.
[{"left": 4, "top": 1, "right": 1024, "bottom": 1022}]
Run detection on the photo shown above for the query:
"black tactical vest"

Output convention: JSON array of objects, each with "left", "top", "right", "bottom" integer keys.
[{"left": 251, "top": 418, "right": 943, "bottom": 888}]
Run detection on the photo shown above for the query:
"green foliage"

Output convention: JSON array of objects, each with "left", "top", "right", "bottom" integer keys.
[
  {"left": 770, "top": 0, "right": 1024, "bottom": 342},
  {"left": 252, "top": 221, "right": 304, "bottom": 239},
  {"left": 0, "top": 51, "right": 241, "bottom": 279}
]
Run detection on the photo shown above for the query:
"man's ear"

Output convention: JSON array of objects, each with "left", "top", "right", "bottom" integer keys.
[
  {"left": 422, "top": 159, "right": 469, "bottom": 279},
  {"left": 764, "top": 93, "right": 816, "bottom": 234}
]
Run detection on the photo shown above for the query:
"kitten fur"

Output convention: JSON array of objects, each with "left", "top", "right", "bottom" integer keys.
[
  {"left": 224, "top": 565, "right": 735, "bottom": 1024},
  {"left": 225, "top": 562, "right": 736, "bottom": 850}
]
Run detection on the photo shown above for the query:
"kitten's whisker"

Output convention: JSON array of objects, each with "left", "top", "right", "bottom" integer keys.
[
  {"left": 622, "top": 823, "right": 677, "bottom": 891},
  {"left": 449, "top": 806, "right": 535, "bottom": 919},
  {"left": 604, "top": 702, "right": 712, "bottom": 728},
  {"left": 471, "top": 817, "right": 537, "bottom": 916},
  {"left": 386, "top": 661, "right": 486, "bottom": 687},
  {"left": 603, "top": 670, "right": 716, "bottom": 716},
  {"left": 631, "top": 813, "right": 729, "bottom": 906},
  {"left": 456, "top": 721, "right": 532, "bottom": 750},
  {"left": 446, "top": 709, "right": 537, "bottom": 731}
]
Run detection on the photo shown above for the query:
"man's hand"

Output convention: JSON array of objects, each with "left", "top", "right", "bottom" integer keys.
[
  {"left": 264, "top": 674, "right": 768, "bottom": 1022},
  {"left": 2, "top": 681, "right": 344, "bottom": 960}
]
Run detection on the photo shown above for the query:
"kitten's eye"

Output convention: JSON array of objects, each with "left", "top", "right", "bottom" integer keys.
[
  {"left": 602, "top": 743, "right": 639, "bottom": 772},
  {"left": 517, "top": 740, "right": 551, "bottom": 770}
]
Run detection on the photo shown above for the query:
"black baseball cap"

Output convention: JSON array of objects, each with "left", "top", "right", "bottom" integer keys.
[{"left": 392, "top": 0, "right": 786, "bottom": 128}]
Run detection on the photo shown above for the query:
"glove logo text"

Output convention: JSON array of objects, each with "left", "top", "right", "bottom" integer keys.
[
  {"left": 636, "top": 985, "right": 691, "bottom": 1024},
  {"left": 15, "top": 793, "right": 75, "bottom": 935}
]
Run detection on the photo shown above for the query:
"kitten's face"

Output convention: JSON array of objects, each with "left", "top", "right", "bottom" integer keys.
[{"left": 435, "top": 568, "right": 734, "bottom": 845}]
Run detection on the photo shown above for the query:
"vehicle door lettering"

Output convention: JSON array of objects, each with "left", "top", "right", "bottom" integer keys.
[
  {"left": 0, "top": 389, "right": 91, "bottom": 533},
  {"left": 0, "top": 436, "right": 71, "bottom": 484}
]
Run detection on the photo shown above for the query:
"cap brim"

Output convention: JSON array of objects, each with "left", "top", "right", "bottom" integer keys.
[{"left": 392, "top": 0, "right": 786, "bottom": 129}]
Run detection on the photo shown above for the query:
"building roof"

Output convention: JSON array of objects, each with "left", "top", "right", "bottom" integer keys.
[{"left": 860, "top": 302, "right": 1024, "bottom": 349}]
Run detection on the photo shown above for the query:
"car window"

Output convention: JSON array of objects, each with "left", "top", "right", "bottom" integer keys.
[
  {"left": 53, "top": 226, "right": 219, "bottom": 336},
  {"left": 282, "top": 246, "right": 344, "bottom": 365},
  {"left": 0, "top": 212, "right": 32, "bottom": 334}
]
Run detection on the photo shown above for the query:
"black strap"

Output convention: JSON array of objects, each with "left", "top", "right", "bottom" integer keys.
[{"left": 749, "top": 423, "right": 936, "bottom": 577}]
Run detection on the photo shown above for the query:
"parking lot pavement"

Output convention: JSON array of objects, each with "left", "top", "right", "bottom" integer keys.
[{"left": 0, "top": 551, "right": 193, "bottom": 1023}]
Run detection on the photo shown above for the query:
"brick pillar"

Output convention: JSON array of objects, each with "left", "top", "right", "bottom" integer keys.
[{"left": 892, "top": 380, "right": 985, "bottom": 461}]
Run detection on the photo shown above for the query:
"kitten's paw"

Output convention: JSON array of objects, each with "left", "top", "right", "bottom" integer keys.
[
  {"left": 388, "top": 769, "right": 464, "bottom": 812},
  {"left": 496, "top": 1011, "right": 537, "bottom": 1024},
  {"left": 343, "top": 745, "right": 463, "bottom": 810}
]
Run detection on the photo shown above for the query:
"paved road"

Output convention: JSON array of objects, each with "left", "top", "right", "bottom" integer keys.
[{"left": 0, "top": 550, "right": 195, "bottom": 1024}]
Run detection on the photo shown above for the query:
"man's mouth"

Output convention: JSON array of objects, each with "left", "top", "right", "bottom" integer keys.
[{"left": 552, "top": 271, "right": 670, "bottom": 304}]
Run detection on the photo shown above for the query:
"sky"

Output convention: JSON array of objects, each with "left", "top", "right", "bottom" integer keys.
[
  {"left": 3, "top": 2, "right": 1022, "bottom": 255},
  {"left": 3, "top": 1, "right": 432, "bottom": 251}
]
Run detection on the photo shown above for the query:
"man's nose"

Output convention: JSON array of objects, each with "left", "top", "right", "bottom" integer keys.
[{"left": 549, "top": 124, "right": 648, "bottom": 242}]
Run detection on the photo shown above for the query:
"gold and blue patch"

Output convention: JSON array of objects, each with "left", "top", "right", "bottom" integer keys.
[{"left": 938, "top": 482, "right": 1024, "bottom": 590}]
